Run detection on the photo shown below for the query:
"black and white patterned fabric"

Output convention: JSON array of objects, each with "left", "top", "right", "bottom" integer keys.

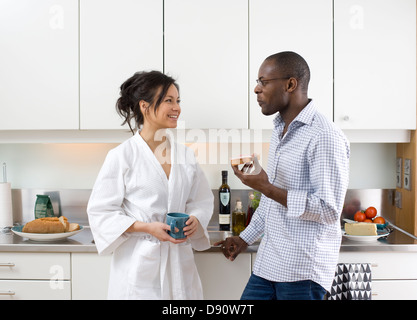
[{"left": 327, "top": 263, "right": 372, "bottom": 300}]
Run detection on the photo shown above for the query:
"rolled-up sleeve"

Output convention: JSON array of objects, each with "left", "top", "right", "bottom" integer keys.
[
  {"left": 239, "top": 194, "right": 267, "bottom": 245},
  {"left": 286, "top": 130, "right": 350, "bottom": 225}
]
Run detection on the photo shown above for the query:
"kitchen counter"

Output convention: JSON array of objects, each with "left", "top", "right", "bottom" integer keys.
[
  {"left": 205, "top": 224, "right": 417, "bottom": 253},
  {"left": 0, "top": 226, "right": 97, "bottom": 253},
  {"left": 340, "top": 224, "right": 417, "bottom": 252},
  {"left": 1, "top": 223, "right": 417, "bottom": 253}
]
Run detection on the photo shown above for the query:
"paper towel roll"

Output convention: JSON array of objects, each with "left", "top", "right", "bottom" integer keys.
[{"left": 0, "top": 183, "right": 13, "bottom": 228}]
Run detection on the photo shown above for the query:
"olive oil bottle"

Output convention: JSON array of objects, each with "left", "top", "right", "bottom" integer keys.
[{"left": 232, "top": 201, "right": 245, "bottom": 236}]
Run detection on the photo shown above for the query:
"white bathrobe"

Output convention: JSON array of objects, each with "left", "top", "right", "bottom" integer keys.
[{"left": 87, "top": 131, "right": 214, "bottom": 300}]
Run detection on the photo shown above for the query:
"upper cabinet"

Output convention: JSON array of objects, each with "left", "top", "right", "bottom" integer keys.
[
  {"left": 334, "top": 0, "right": 416, "bottom": 130},
  {"left": 80, "top": 0, "right": 163, "bottom": 130},
  {"left": 0, "top": 0, "right": 79, "bottom": 130},
  {"left": 164, "top": 0, "right": 248, "bottom": 129},
  {"left": 0, "top": 0, "right": 415, "bottom": 140},
  {"left": 249, "top": 0, "right": 333, "bottom": 129}
]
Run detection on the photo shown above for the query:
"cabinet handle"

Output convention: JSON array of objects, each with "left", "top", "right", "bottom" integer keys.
[
  {"left": 343, "top": 115, "right": 350, "bottom": 121},
  {"left": 0, "top": 291, "right": 15, "bottom": 296},
  {"left": 0, "top": 263, "right": 15, "bottom": 267},
  {"left": 371, "top": 263, "right": 378, "bottom": 268}
]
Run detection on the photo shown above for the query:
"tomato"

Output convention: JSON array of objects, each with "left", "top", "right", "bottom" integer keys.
[
  {"left": 354, "top": 211, "right": 366, "bottom": 222},
  {"left": 373, "top": 216, "right": 386, "bottom": 224},
  {"left": 365, "top": 206, "right": 377, "bottom": 219},
  {"left": 363, "top": 219, "right": 373, "bottom": 223}
]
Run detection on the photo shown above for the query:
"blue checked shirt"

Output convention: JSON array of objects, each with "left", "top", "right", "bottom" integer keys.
[{"left": 240, "top": 100, "right": 350, "bottom": 291}]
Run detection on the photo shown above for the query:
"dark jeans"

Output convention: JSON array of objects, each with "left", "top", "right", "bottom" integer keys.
[{"left": 241, "top": 273, "right": 326, "bottom": 300}]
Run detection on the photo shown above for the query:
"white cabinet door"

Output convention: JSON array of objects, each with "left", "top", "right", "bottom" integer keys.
[
  {"left": 372, "top": 280, "right": 417, "bottom": 300},
  {"left": 80, "top": 0, "right": 163, "bottom": 129},
  {"left": 0, "top": 252, "right": 71, "bottom": 300},
  {"left": 249, "top": 0, "right": 333, "bottom": 129},
  {"left": 71, "top": 253, "right": 111, "bottom": 300},
  {"left": 334, "top": 0, "right": 416, "bottom": 129},
  {"left": 0, "top": 280, "right": 71, "bottom": 300},
  {"left": 194, "top": 252, "right": 251, "bottom": 300},
  {"left": 164, "top": 0, "right": 248, "bottom": 129},
  {"left": 0, "top": 252, "right": 70, "bottom": 280},
  {"left": 0, "top": 0, "right": 79, "bottom": 130},
  {"left": 338, "top": 251, "right": 417, "bottom": 280}
]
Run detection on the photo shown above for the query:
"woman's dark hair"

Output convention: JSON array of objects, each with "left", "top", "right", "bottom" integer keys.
[{"left": 116, "top": 70, "right": 179, "bottom": 134}]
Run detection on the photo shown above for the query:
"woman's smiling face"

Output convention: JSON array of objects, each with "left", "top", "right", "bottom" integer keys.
[{"left": 143, "top": 84, "right": 181, "bottom": 130}]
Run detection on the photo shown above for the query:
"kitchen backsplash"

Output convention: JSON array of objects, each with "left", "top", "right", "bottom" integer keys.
[
  {"left": 0, "top": 142, "right": 396, "bottom": 190},
  {"left": 10, "top": 188, "right": 395, "bottom": 227}
]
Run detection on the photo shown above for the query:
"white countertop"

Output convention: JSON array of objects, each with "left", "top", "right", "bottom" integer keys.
[{"left": 1, "top": 224, "right": 417, "bottom": 253}]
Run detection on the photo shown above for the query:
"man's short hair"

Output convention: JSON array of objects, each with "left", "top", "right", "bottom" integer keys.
[{"left": 265, "top": 51, "right": 310, "bottom": 92}]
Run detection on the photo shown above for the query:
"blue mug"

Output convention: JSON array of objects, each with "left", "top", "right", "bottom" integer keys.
[{"left": 167, "top": 212, "right": 189, "bottom": 239}]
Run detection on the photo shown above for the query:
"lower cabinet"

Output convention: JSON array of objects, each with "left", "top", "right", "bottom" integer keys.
[
  {"left": 194, "top": 252, "right": 251, "bottom": 300},
  {"left": 372, "top": 280, "right": 417, "bottom": 300},
  {"left": 339, "top": 251, "right": 417, "bottom": 300},
  {"left": 0, "top": 280, "right": 71, "bottom": 299},
  {"left": 70, "top": 252, "right": 251, "bottom": 300},
  {"left": 71, "top": 252, "right": 112, "bottom": 300},
  {"left": 0, "top": 252, "right": 71, "bottom": 300},
  {"left": 2, "top": 250, "right": 417, "bottom": 299}
]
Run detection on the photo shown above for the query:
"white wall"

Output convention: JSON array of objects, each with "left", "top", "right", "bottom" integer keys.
[{"left": 0, "top": 142, "right": 396, "bottom": 190}]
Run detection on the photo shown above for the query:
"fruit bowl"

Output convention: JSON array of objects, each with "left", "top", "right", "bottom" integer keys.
[{"left": 376, "top": 222, "right": 389, "bottom": 230}]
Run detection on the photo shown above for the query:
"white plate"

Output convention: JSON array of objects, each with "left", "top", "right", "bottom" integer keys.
[
  {"left": 11, "top": 225, "right": 84, "bottom": 242},
  {"left": 342, "top": 229, "right": 390, "bottom": 242}
]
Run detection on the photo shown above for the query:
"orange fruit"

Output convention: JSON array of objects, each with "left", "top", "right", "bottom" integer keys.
[
  {"left": 373, "top": 216, "right": 386, "bottom": 224},
  {"left": 365, "top": 206, "right": 377, "bottom": 219},
  {"left": 354, "top": 211, "right": 366, "bottom": 222}
]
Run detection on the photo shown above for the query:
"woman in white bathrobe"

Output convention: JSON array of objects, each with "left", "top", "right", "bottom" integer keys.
[{"left": 87, "top": 71, "right": 214, "bottom": 300}]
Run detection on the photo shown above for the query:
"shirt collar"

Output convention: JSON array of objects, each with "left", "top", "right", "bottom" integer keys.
[{"left": 273, "top": 99, "right": 316, "bottom": 129}]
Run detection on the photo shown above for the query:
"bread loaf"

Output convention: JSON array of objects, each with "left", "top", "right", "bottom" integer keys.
[
  {"left": 22, "top": 216, "right": 79, "bottom": 234},
  {"left": 68, "top": 223, "right": 80, "bottom": 232},
  {"left": 59, "top": 216, "right": 69, "bottom": 231}
]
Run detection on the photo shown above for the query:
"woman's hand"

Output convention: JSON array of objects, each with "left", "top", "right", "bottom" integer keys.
[
  {"left": 147, "top": 222, "right": 188, "bottom": 244},
  {"left": 127, "top": 221, "right": 187, "bottom": 244},
  {"left": 183, "top": 215, "right": 200, "bottom": 239}
]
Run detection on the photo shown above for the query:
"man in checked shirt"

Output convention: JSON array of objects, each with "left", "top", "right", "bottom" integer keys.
[{"left": 216, "top": 51, "right": 350, "bottom": 300}]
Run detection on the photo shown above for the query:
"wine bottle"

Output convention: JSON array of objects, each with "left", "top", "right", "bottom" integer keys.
[{"left": 219, "top": 170, "right": 231, "bottom": 231}]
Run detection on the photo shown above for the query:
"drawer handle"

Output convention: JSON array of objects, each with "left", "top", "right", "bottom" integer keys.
[
  {"left": 371, "top": 263, "right": 378, "bottom": 268},
  {"left": 0, "top": 291, "right": 15, "bottom": 296},
  {"left": 0, "top": 263, "right": 15, "bottom": 267}
]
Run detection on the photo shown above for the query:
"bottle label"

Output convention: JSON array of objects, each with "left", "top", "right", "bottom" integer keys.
[
  {"left": 219, "top": 193, "right": 230, "bottom": 207},
  {"left": 219, "top": 214, "right": 230, "bottom": 225}
]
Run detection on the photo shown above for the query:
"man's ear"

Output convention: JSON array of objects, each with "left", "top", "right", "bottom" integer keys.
[{"left": 287, "top": 77, "right": 298, "bottom": 93}]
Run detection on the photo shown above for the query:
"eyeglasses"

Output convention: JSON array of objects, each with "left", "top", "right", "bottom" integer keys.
[{"left": 255, "top": 77, "right": 290, "bottom": 87}]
